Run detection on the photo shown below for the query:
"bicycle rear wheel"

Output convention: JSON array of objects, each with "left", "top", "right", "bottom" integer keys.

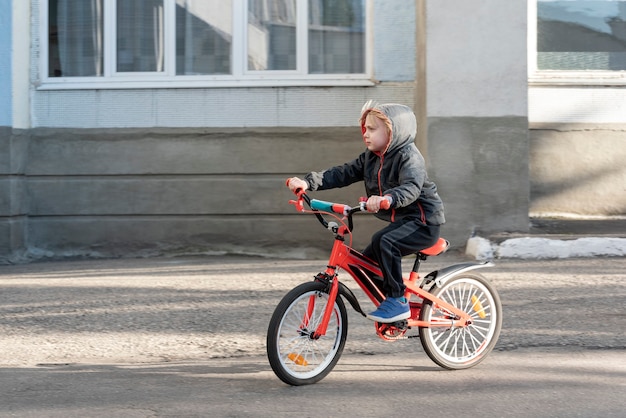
[
  {"left": 419, "top": 272, "right": 502, "bottom": 370},
  {"left": 267, "top": 281, "right": 348, "bottom": 386}
]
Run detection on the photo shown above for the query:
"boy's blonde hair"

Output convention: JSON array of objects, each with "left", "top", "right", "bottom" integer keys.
[{"left": 359, "top": 103, "right": 393, "bottom": 138}]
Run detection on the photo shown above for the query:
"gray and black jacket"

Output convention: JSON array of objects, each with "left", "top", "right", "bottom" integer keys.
[{"left": 304, "top": 103, "right": 445, "bottom": 226}]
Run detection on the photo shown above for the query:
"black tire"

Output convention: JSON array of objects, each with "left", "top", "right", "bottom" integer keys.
[
  {"left": 267, "top": 281, "right": 348, "bottom": 386},
  {"left": 419, "top": 272, "right": 502, "bottom": 370}
]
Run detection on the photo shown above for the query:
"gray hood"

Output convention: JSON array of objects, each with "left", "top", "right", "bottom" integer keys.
[{"left": 360, "top": 102, "right": 417, "bottom": 155}]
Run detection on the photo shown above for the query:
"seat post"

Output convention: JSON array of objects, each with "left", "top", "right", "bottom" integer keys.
[{"left": 411, "top": 255, "right": 423, "bottom": 274}]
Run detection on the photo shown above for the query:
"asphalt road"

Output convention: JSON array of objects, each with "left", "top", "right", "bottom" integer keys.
[{"left": 1, "top": 254, "right": 625, "bottom": 417}]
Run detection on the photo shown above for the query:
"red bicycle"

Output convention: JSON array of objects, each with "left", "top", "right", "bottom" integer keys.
[{"left": 267, "top": 188, "right": 502, "bottom": 386}]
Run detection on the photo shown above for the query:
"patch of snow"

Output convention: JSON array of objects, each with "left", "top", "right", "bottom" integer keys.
[{"left": 466, "top": 237, "right": 626, "bottom": 260}]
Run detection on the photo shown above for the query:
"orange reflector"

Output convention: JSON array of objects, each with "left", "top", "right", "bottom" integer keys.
[
  {"left": 471, "top": 295, "right": 486, "bottom": 319},
  {"left": 288, "top": 353, "right": 308, "bottom": 366}
]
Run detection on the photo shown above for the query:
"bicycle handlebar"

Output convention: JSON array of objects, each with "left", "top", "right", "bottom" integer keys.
[
  {"left": 310, "top": 199, "right": 352, "bottom": 215},
  {"left": 309, "top": 197, "right": 390, "bottom": 214},
  {"left": 287, "top": 179, "right": 390, "bottom": 232},
  {"left": 287, "top": 189, "right": 390, "bottom": 214}
]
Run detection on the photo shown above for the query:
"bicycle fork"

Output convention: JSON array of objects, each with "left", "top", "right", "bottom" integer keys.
[
  {"left": 307, "top": 237, "right": 350, "bottom": 339},
  {"left": 307, "top": 274, "right": 340, "bottom": 339}
]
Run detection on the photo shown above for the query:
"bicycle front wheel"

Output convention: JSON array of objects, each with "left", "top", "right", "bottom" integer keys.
[
  {"left": 267, "top": 281, "right": 348, "bottom": 386},
  {"left": 419, "top": 272, "right": 502, "bottom": 370}
]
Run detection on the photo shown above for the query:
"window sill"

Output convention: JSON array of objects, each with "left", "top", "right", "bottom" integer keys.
[
  {"left": 529, "top": 71, "right": 626, "bottom": 87},
  {"left": 36, "top": 77, "right": 378, "bottom": 91}
]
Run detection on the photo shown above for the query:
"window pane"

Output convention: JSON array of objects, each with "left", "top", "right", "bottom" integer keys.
[
  {"left": 537, "top": 1, "right": 626, "bottom": 70},
  {"left": 247, "top": 0, "right": 297, "bottom": 71},
  {"left": 176, "top": 0, "right": 232, "bottom": 75},
  {"left": 49, "top": 0, "right": 103, "bottom": 77},
  {"left": 117, "top": 0, "right": 164, "bottom": 72},
  {"left": 308, "top": 0, "right": 365, "bottom": 74}
]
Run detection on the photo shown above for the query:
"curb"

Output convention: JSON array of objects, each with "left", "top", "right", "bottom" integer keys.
[{"left": 466, "top": 236, "right": 626, "bottom": 260}]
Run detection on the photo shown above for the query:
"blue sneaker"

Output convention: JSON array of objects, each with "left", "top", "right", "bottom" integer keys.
[{"left": 367, "top": 298, "right": 410, "bottom": 323}]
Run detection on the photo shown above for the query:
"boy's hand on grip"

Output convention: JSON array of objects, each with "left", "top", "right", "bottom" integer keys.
[
  {"left": 366, "top": 195, "right": 392, "bottom": 212},
  {"left": 287, "top": 177, "right": 308, "bottom": 193}
]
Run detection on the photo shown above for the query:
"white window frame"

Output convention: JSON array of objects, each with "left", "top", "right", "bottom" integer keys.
[
  {"left": 39, "top": 0, "right": 374, "bottom": 90},
  {"left": 528, "top": 0, "right": 626, "bottom": 86}
]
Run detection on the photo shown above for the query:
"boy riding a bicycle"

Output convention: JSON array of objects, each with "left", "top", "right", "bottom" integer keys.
[{"left": 287, "top": 101, "right": 445, "bottom": 323}]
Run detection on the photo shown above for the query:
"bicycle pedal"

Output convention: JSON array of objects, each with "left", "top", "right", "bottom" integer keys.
[
  {"left": 392, "top": 319, "right": 408, "bottom": 328},
  {"left": 375, "top": 321, "right": 409, "bottom": 341},
  {"left": 375, "top": 319, "right": 408, "bottom": 329}
]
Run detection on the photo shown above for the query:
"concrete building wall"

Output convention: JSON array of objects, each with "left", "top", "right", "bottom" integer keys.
[
  {"left": 0, "top": 2, "right": 11, "bottom": 126},
  {"left": 529, "top": 124, "right": 626, "bottom": 217},
  {"left": 425, "top": 0, "right": 530, "bottom": 245},
  {"left": 529, "top": 88, "right": 626, "bottom": 218},
  {"left": 1, "top": 1, "right": 30, "bottom": 259},
  {"left": 22, "top": 127, "right": 380, "bottom": 259},
  {"left": 32, "top": 86, "right": 416, "bottom": 129},
  {"left": 0, "top": 1, "right": 11, "bottom": 256}
]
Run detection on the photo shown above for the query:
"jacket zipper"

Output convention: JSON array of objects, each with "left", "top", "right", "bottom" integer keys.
[
  {"left": 417, "top": 202, "right": 425, "bottom": 224},
  {"left": 377, "top": 154, "right": 384, "bottom": 196},
  {"left": 377, "top": 154, "right": 397, "bottom": 221}
]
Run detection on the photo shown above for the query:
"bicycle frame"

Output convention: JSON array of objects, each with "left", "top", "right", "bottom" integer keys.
[{"left": 310, "top": 220, "right": 475, "bottom": 339}]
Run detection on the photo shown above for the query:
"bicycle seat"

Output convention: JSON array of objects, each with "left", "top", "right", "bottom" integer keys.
[{"left": 418, "top": 238, "right": 450, "bottom": 257}]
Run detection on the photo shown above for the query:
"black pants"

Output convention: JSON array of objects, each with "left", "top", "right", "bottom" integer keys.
[{"left": 363, "top": 218, "right": 440, "bottom": 298}]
